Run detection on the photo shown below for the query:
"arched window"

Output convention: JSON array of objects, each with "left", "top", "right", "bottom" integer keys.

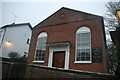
[
  {"left": 75, "top": 27, "right": 91, "bottom": 63},
  {"left": 34, "top": 32, "right": 47, "bottom": 62}
]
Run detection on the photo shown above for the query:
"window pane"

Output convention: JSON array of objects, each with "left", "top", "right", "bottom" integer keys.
[
  {"left": 76, "top": 27, "right": 91, "bottom": 62},
  {"left": 86, "top": 57, "right": 90, "bottom": 61},
  {"left": 34, "top": 32, "right": 47, "bottom": 61}
]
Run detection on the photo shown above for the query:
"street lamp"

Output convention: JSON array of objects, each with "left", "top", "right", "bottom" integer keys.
[
  {"left": 116, "top": 9, "right": 120, "bottom": 23},
  {"left": 4, "top": 41, "right": 13, "bottom": 47}
]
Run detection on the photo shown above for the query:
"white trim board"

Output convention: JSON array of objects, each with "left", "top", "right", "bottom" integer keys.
[{"left": 48, "top": 45, "right": 70, "bottom": 69}]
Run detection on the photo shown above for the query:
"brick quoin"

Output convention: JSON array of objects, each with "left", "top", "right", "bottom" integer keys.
[{"left": 27, "top": 7, "right": 107, "bottom": 73}]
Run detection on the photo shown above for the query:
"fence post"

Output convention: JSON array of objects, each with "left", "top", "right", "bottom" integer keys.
[{"left": 7, "top": 62, "right": 14, "bottom": 78}]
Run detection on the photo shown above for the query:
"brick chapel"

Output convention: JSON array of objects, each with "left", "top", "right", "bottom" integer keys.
[{"left": 27, "top": 7, "right": 107, "bottom": 73}]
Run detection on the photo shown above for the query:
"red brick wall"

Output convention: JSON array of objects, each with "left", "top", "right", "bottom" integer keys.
[
  {"left": 25, "top": 64, "right": 115, "bottom": 79},
  {"left": 27, "top": 17, "right": 107, "bottom": 73},
  {"left": 27, "top": 8, "right": 107, "bottom": 73},
  {"left": 35, "top": 7, "right": 98, "bottom": 28}
]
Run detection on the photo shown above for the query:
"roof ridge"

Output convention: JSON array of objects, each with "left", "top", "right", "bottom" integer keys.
[{"left": 1, "top": 23, "right": 32, "bottom": 30}]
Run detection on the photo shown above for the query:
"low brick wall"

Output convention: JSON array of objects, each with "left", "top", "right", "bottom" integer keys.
[{"left": 25, "top": 64, "right": 116, "bottom": 79}]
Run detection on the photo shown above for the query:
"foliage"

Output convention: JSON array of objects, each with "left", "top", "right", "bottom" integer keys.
[
  {"left": 8, "top": 52, "right": 20, "bottom": 59},
  {"left": 8, "top": 52, "right": 27, "bottom": 63}
]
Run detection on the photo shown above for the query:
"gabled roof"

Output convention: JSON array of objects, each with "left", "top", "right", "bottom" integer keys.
[
  {"left": 33, "top": 7, "right": 107, "bottom": 48},
  {"left": 34, "top": 7, "right": 102, "bottom": 29},
  {"left": 1, "top": 23, "right": 32, "bottom": 30},
  {"left": 61, "top": 7, "right": 102, "bottom": 17}
]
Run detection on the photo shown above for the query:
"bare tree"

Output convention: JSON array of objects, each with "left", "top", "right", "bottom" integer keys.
[
  {"left": 107, "top": 42, "right": 117, "bottom": 74},
  {"left": 104, "top": 1, "right": 120, "bottom": 74},
  {"left": 104, "top": 2, "right": 120, "bottom": 31}
]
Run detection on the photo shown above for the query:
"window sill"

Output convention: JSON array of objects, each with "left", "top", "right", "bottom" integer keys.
[
  {"left": 74, "top": 61, "right": 92, "bottom": 64},
  {"left": 33, "top": 61, "right": 44, "bottom": 63}
]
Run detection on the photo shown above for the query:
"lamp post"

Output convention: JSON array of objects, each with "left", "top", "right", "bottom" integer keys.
[
  {"left": 116, "top": 9, "right": 120, "bottom": 23},
  {"left": 110, "top": 9, "right": 120, "bottom": 78}
]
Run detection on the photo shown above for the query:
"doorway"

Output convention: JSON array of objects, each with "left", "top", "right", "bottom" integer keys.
[{"left": 52, "top": 51, "right": 65, "bottom": 68}]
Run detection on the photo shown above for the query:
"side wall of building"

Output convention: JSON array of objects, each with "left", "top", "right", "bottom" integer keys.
[{"left": 2, "top": 25, "right": 31, "bottom": 58}]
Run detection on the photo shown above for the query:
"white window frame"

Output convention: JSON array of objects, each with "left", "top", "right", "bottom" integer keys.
[
  {"left": 74, "top": 26, "right": 92, "bottom": 63},
  {"left": 33, "top": 32, "right": 47, "bottom": 63}
]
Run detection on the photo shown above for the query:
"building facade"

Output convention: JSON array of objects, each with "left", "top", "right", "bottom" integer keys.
[
  {"left": 28, "top": 7, "right": 107, "bottom": 73},
  {"left": 0, "top": 23, "right": 32, "bottom": 58}
]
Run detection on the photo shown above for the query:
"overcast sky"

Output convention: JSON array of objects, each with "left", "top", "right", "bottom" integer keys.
[{"left": 0, "top": 1, "right": 109, "bottom": 27}]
